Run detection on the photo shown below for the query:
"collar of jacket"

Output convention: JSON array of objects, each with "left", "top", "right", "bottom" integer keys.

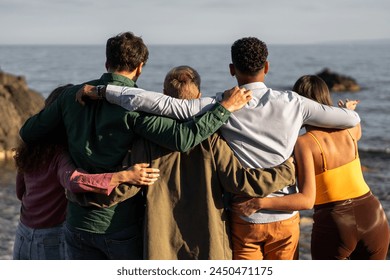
[{"left": 99, "top": 73, "right": 138, "bottom": 87}]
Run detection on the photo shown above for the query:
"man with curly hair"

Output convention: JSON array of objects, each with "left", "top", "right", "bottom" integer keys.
[
  {"left": 77, "top": 37, "right": 361, "bottom": 260},
  {"left": 130, "top": 65, "right": 297, "bottom": 260}
]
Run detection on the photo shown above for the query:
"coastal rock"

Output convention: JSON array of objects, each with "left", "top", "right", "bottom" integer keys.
[
  {"left": 0, "top": 71, "right": 45, "bottom": 159},
  {"left": 316, "top": 68, "right": 361, "bottom": 92}
]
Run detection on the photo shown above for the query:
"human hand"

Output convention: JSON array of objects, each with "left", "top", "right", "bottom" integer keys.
[
  {"left": 110, "top": 163, "right": 160, "bottom": 187},
  {"left": 75, "top": 84, "right": 104, "bottom": 106},
  {"left": 231, "top": 196, "right": 262, "bottom": 217},
  {"left": 338, "top": 99, "right": 360, "bottom": 110},
  {"left": 219, "top": 86, "right": 252, "bottom": 112}
]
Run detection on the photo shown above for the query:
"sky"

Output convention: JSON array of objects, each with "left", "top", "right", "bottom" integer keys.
[{"left": 1, "top": 0, "right": 390, "bottom": 45}]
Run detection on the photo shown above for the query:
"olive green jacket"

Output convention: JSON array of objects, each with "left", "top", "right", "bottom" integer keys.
[{"left": 131, "top": 132, "right": 296, "bottom": 260}]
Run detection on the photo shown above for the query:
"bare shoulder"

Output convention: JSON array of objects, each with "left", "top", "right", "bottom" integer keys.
[
  {"left": 348, "top": 124, "right": 362, "bottom": 141},
  {"left": 295, "top": 133, "right": 314, "bottom": 150},
  {"left": 293, "top": 133, "right": 318, "bottom": 173},
  {"left": 294, "top": 132, "right": 322, "bottom": 160}
]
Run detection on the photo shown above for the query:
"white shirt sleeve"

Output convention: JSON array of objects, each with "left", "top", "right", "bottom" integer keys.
[
  {"left": 105, "top": 85, "right": 218, "bottom": 120},
  {"left": 300, "top": 94, "right": 360, "bottom": 128}
]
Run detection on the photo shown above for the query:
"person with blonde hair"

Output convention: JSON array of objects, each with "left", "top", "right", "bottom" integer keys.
[
  {"left": 131, "top": 65, "right": 296, "bottom": 259},
  {"left": 163, "top": 65, "right": 201, "bottom": 99},
  {"left": 76, "top": 65, "right": 296, "bottom": 259}
]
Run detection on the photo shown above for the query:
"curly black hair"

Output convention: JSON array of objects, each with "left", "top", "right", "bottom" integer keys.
[{"left": 231, "top": 37, "right": 268, "bottom": 75}]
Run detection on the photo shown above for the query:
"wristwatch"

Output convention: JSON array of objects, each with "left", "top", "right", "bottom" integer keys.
[{"left": 96, "top": 85, "right": 105, "bottom": 98}]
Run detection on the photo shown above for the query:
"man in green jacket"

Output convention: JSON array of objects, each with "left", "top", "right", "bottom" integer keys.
[{"left": 19, "top": 32, "right": 252, "bottom": 260}]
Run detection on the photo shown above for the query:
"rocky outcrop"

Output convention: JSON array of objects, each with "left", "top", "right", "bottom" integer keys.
[
  {"left": 316, "top": 68, "right": 361, "bottom": 92},
  {"left": 0, "top": 71, "right": 45, "bottom": 159}
]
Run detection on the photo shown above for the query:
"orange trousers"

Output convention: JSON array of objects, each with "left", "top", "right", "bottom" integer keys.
[{"left": 230, "top": 212, "right": 300, "bottom": 260}]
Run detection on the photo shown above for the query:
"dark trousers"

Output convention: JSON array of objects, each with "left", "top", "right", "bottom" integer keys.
[
  {"left": 311, "top": 192, "right": 390, "bottom": 260},
  {"left": 64, "top": 222, "right": 143, "bottom": 260}
]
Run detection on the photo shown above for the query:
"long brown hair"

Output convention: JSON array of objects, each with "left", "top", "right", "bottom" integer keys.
[
  {"left": 14, "top": 84, "right": 73, "bottom": 173},
  {"left": 293, "top": 75, "right": 333, "bottom": 106}
]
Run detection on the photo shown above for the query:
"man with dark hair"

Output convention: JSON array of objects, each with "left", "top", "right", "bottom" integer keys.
[
  {"left": 130, "top": 65, "right": 296, "bottom": 259},
  {"left": 77, "top": 37, "right": 361, "bottom": 260},
  {"left": 19, "top": 32, "right": 253, "bottom": 260},
  {"left": 230, "top": 37, "right": 268, "bottom": 74}
]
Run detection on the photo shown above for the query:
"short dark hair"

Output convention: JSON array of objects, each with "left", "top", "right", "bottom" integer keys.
[
  {"left": 106, "top": 32, "right": 149, "bottom": 72},
  {"left": 293, "top": 75, "right": 333, "bottom": 106},
  {"left": 231, "top": 37, "right": 268, "bottom": 75}
]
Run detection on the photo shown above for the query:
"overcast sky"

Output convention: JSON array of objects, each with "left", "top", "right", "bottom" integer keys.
[{"left": 1, "top": 0, "right": 389, "bottom": 45}]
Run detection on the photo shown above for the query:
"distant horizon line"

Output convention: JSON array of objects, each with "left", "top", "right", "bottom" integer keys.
[{"left": 1, "top": 38, "right": 390, "bottom": 47}]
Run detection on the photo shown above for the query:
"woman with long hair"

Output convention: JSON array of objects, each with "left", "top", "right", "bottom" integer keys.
[
  {"left": 13, "top": 84, "right": 159, "bottom": 260},
  {"left": 233, "top": 75, "right": 389, "bottom": 259}
]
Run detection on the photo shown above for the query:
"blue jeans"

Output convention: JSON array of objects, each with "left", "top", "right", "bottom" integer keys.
[
  {"left": 13, "top": 221, "right": 66, "bottom": 260},
  {"left": 64, "top": 222, "right": 143, "bottom": 260}
]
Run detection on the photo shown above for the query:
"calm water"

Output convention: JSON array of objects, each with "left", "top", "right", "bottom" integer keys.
[
  {"left": 1, "top": 43, "right": 389, "bottom": 152},
  {"left": 0, "top": 43, "right": 389, "bottom": 259}
]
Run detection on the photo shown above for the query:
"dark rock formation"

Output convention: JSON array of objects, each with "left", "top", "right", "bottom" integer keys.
[
  {"left": 316, "top": 68, "right": 361, "bottom": 92},
  {"left": 0, "top": 71, "right": 45, "bottom": 158}
]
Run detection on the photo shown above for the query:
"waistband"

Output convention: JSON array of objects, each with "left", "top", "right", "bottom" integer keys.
[
  {"left": 314, "top": 191, "right": 372, "bottom": 210},
  {"left": 18, "top": 220, "right": 64, "bottom": 236}
]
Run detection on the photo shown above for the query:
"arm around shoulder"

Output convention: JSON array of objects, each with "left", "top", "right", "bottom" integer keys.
[
  {"left": 301, "top": 96, "right": 360, "bottom": 129},
  {"left": 19, "top": 98, "right": 63, "bottom": 143},
  {"left": 105, "top": 84, "right": 214, "bottom": 119},
  {"left": 213, "top": 134, "right": 296, "bottom": 197},
  {"left": 133, "top": 103, "right": 231, "bottom": 152}
]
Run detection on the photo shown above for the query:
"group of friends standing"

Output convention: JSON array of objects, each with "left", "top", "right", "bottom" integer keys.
[{"left": 13, "top": 32, "right": 389, "bottom": 260}]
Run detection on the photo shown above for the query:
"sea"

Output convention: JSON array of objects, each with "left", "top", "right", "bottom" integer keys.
[{"left": 0, "top": 43, "right": 389, "bottom": 260}]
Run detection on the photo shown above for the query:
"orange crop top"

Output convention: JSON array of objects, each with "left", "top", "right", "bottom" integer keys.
[{"left": 307, "top": 131, "right": 370, "bottom": 205}]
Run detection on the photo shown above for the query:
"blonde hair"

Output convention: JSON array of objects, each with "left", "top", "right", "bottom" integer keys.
[{"left": 163, "top": 65, "right": 201, "bottom": 99}]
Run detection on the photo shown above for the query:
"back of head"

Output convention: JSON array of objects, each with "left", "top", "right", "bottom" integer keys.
[
  {"left": 163, "top": 65, "right": 201, "bottom": 99},
  {"left": 106, "top": 32, "right": 149, "bottom": 72},
  {"left": 14, "top": 84, "right": 73, "bottom": 173},
  {"left": 231, "top": 37, "right": 268, "bottom": 75},
  {"left": 293, "top": 75, "right": 333, "bottom": 106}
]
